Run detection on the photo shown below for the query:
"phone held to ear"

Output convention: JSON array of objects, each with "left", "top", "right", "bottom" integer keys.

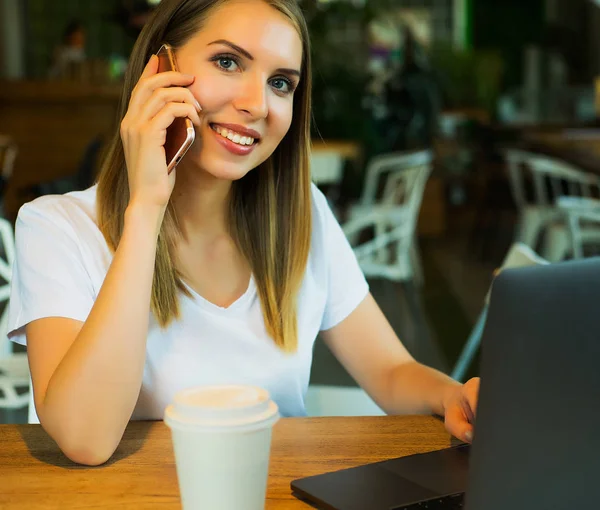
[{"left": 156, "top": 43, "right": 196, "bottom": 174}]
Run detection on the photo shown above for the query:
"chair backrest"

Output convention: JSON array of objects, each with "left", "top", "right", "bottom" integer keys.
[
  {"left": 351, "top": 150, "right": 433, "bottom": 245},
  {"left": 504, "top": 149, "right": 600, "bottom": 210},
  {"left": 504, "top": 149, "right": 538, "bottom": 210},
  {"left": 557, "top": 196, "right": 600, "bottom": 259},
  {"left": 382, "top": 162, "right": 430, "bottom": 208},
  {"left": 527, "top": 155, "right": 600, "bottom": 205},
  {"left": 0, "top": 217, "right": 15, "bottom": 358},
  {"left": 359, "top": 149, "right": 434, "bottom": 208},
  {"left": 377, "top": 160, "right": 433, "bottom": 243},
  {"left": 345, "top": 152, "right": 433, "bottom": 280}
]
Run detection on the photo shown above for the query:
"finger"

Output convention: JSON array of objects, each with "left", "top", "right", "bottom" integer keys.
[
  {"left": 126, "top": 56, "right": 159, "bottom": 113},
  {"left": 130, "top": 71, "right": 195, "bottom": 114},
  {"left": 464, "top": 378, "right": 480, "bottom": 419},
  {"left": 140, "top": 87, "right": 202, "bottom": 124},
  {"left": 149, "top": 102, "right": 202, "bottom": 133},
  {"left": 145, "top": 71, "right": 196, "bottom": 93},
  {"left": 445, "top": 403, "right": 474, "bottom": 444},
  {"left": 140, "top": 54, "right": 159, "bottom": 80}
]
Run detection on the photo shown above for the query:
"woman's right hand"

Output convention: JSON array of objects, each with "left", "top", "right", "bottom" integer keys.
[{"left": 120, "top": 54, "right": 202, "bottom": 210}]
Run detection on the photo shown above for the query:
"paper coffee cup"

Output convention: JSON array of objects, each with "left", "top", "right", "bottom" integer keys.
[{"left": 164, "top": 385, "right": 279, "bottom": 510}]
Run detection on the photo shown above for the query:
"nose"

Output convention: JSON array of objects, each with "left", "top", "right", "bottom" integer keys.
[{"left": 232, "top": 75, "right": 268, "bottom": 119}]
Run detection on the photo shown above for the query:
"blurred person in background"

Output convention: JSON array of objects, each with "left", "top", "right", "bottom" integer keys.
[
  {"left": 383, "top": 25, "right": 441, "bottom": 151},
  {"left": 49, "top": 20, "right": 87, "bottom": 79}
]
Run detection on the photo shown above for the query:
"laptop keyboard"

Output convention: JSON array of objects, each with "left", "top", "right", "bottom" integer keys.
[{"left": 390, "top": 492, "right": 464, "bottom": 510}]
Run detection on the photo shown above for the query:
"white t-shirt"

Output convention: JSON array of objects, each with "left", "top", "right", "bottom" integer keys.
[{"left": 7, "top": 184, "right": 369, "bottom": 419}]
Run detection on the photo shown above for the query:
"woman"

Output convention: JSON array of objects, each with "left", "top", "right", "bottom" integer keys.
[{"left": 8, "top": 0, "right": 479, "bottom": 466}]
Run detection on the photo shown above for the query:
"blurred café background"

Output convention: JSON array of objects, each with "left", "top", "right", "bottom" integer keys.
[{"left": 2, "top": 0, "right": 600, "bottom": 423}]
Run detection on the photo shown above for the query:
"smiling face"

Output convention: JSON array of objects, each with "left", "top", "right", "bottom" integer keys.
[{"left": 173, "top": 0, "right": 303, "bottom": 181}]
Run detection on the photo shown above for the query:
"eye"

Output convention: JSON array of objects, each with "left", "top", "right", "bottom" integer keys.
[
  {"left": 210, "top": 54, "right": 240, "bottom": 72},
  {"left": 270, "top": 77, "right": 295, "bottom": 95}
]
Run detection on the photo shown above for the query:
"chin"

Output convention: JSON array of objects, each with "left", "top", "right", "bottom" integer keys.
[
  {"left": 192, "top": 154, "right": 258, "bottom": 182},
  {"left": 209, "top": 164, "right": 255, "bottom": 182}
]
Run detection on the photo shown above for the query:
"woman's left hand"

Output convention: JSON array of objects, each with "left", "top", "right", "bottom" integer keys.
[{"left": 442, "top": 377, "right": 480, "bottom": 443}]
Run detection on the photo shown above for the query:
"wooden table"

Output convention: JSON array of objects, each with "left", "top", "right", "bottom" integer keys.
[
  {"left": 311, "top": 140, "right": 361, "bottom": 161},
  {"left": 521, "top": 129, "right": 600, "bottom": 175},
  {"left": 0, "top": 416, "right": 453, "bottom": 509}
]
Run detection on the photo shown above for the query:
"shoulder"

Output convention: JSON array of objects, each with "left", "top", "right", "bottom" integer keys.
[
  {"left": 307, "top": 183, "right": 342, "bottom": 265},
  {"left": 16, "top": 185, "right": 98, "bottom": 237},
  {"left": 309, "top": 182, "right": 335, "bottom": 234},
  {"left": 18, "top": 185, "right": 97, "bottom": 220},
  {"left": 310, "top": 182, "right": 330, "bottom": 210}
]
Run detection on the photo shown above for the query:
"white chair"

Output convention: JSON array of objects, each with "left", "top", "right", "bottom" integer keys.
[
  {"left": 557, "top": 196, "right": 600, "bottom": 259},
  {"left": 451, "top": 243, "right": 549, "bottom": 382},
  {"left": 504, "top": 149, "right": 600, "bottom": 261},
  {"left": 305, "top": 385, "right": 385, "bottom": 417},
  {"left": 306, "top": 153, "right": 432, "bottom": 417},
  {"left": 505, "top": 149, "right": 560, "bottom": 249},
  {"left": 343, "top": 150, "right": 433, "bottom": 284},
  {"left": 529, "top": 157, "right": 600, "bottom": 261},
  {"left": 0, "top": 217, "right": 30, "bottom": 414}
]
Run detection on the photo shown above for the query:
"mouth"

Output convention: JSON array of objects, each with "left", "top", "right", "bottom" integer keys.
[
  {"left": 209, "top": 123, "right": 260, "bottom": 156},
  {"left": 209, "top": 123, "right": 260, "bottom": 147}
]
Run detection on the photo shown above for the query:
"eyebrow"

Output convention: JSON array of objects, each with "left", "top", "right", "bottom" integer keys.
[{"left": 208, "top": 39, "right": 301, "bottom": 78}]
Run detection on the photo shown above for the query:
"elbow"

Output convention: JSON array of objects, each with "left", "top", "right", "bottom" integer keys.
[
  {"left": 40, "top": 415, "right": 118, "bottom": 466},
  {"left": 37, "top": 391, "right": 129, "bottom": 466},
  {"left": 59, "top": 441, "right": 115, "bottom": 466}
]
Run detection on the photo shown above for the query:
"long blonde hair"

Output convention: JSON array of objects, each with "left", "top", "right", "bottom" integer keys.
[{"left": 96, "top": 0, "right": 312, "bottom": 353}]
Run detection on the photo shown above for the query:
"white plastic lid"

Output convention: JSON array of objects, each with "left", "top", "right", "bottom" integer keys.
[{"left": 164, "top": 385, "right": 279, "bottom": 432}]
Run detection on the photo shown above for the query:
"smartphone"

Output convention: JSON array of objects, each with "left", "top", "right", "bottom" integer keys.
[{"left": 156, "top": 43, "right": 196, "bottom": 173}]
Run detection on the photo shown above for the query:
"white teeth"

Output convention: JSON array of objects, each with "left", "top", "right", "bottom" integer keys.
[{"left": 212, "top": 124, "right": 255, "bottom": 146}]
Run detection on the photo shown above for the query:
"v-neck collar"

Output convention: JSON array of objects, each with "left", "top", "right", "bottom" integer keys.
[{"left": 182, "top": 276, "right": 256, "bottom": 315}]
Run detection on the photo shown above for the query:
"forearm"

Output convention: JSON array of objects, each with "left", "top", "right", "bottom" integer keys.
[
  {"left": 42, "top": 204, "right": 163, "bottom": 463},
  {"left": 383, "top": 361, "right": 460, "bottom": 416}
]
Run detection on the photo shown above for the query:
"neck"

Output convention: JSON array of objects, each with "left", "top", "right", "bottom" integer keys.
[{"left": 171, "top": 163, "right": 233, "bottom": 242}]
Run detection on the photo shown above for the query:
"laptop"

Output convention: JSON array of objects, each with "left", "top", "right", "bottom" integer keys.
[{"left": 292, "top": 257, "right": 600, "bottom": 510}]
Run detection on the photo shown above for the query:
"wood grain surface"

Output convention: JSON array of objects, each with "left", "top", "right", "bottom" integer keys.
[{"left": 0, "top": 415, "right": 453, "bottom": 509}]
